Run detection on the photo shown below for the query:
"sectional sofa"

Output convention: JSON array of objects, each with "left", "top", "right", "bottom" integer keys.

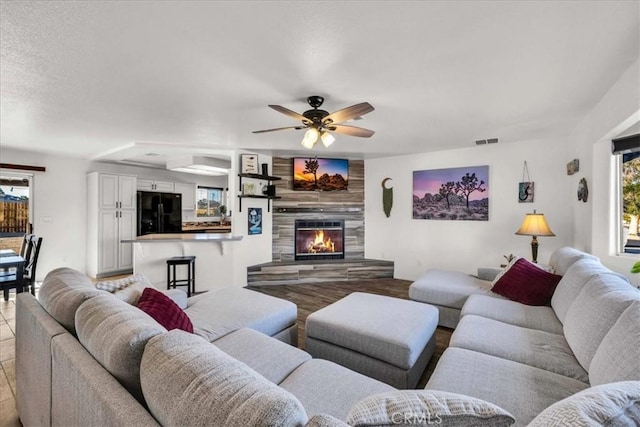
[{"left": 14, "top": 248, "right": 640, "bottom": 426}]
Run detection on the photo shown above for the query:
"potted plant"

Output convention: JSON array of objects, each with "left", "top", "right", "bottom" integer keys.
[
  {"left": 632, "top": 261, "right": 640, "bottom": 289},
  {"left": 219, "top": 205, "right": 228, "bottom": 224}
]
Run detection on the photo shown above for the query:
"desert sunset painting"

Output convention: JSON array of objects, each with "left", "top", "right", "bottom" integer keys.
[
  {"left": 413, "top": 165, "right": 489, "bottom": 221},
  {"left": 293, "top": 158, "right": 349, "bottom": 191}
]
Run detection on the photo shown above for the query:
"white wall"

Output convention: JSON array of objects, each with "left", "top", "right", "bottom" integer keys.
[
  {"left": 568, "top": 59, "right": 640, "bottom": 280},
  {"left": 364, "top": 138, "right": 572, "bottom": 280}
]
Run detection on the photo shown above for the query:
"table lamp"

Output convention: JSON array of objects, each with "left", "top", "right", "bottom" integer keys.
[{"left": 515, "top": 210, "right": 555, "bottom": 263}]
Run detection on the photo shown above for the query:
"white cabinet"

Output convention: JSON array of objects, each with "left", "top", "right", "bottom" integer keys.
[
  {"left": 137, "top": 179, "right": 174, "bottom": 192},
  {"left": 174, "top": 182, "right": 197, "bottom": 211},
  {"left": 87, "top": 172, "right": 137, "bottom": 277}
]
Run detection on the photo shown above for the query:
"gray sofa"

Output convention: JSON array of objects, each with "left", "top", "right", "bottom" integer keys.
[
  {"left": 413, "top": 247, "right": 640, "bottom": 425},
  {"left": 15, "top": 249, "right": 640, "bottom": 426}
]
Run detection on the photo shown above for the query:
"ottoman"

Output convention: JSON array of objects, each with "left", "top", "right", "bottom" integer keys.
[{"left": 305, "top": 292, "right": 438, "bottom": 389}]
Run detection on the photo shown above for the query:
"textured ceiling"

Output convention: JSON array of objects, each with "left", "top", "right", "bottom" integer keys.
[{"left": 1, "top": 1, "right": 638, "bottom": 164}]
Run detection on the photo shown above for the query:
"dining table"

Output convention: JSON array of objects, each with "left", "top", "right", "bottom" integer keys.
[{"left": 0, "top": 249, "right": 27, "bottom": 298}]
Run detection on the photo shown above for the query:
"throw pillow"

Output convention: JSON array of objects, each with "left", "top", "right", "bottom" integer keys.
[
  {"left": 136, "top": 287, "right": 193, "bottom": 333},
  {"left": 95, "top": 274, "right": 147, "bottom": 292},
  {"left": 346, "top": 390, "right": 515, "bottom": 427},
  {"left": 527, "top": 381, "right": 640, "bottom": 427},
  {"left": 491, "top": 258, "right": 562, "bottom": 306}
]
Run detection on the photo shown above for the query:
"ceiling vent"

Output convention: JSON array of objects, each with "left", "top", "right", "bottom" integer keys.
[{"left": 475, "top": 138, "right": 499, "bottom": 145}]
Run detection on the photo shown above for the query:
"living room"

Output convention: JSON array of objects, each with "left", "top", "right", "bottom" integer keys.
[{"left": 1, "top": 1, "right": 639, "bottom": 426}]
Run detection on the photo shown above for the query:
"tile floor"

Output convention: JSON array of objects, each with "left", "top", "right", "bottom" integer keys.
[{"left": 0, "top": 292, "right": 21, "bottom": 427}]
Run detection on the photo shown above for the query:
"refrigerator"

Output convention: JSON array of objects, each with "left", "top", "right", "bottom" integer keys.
[{"left": 137, "top": 191, "right": 183, "bottom": 236}]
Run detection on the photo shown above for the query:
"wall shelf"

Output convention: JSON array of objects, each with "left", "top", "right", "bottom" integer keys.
[{"left": 237, "top": 173, "right": 282, "bottom": 212}]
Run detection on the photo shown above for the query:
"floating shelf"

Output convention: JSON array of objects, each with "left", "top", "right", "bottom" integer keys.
[{"left": 238, "top": 173, "right": 282, "bottom": 212}]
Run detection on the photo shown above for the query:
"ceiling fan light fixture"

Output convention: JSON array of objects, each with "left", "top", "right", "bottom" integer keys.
[
  {"left": 320, "top": 131, "right": 335, "bottom": 147},
  {"left": 301, "top": 127, "right": 319, "bottom": 149}
]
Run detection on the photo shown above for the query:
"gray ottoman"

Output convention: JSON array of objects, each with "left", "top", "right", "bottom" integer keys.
[{"left": 305, "top": 292, "right": 438, "bottom": 389}]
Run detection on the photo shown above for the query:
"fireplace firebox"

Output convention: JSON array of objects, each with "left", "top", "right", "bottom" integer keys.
[{"left": 295, "top": 220, "right": 345, "bottom": 260}]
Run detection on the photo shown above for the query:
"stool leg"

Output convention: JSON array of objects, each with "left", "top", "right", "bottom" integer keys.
[
  {"left": 191, "top": 261, "right": 196, "bottom": 295},
  {"left": 167, "top": 263, "right": 170, "bottom": 290},
  {"left": 186, "top": 263, "right": 191, "bottom": 297}
]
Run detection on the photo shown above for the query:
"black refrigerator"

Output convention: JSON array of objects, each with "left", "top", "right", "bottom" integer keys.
[{"left": 137, "top": 191, "right": 183, "bottom": 236}]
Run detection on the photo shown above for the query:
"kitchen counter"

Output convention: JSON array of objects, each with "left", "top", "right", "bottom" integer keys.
[{"left": 122, "top": 233, "right": 242, "bottom": 243}]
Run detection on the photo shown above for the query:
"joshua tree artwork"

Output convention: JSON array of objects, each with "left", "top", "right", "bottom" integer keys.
[{"left": 413, "top": 166, "right": 489, "bottom": 221}]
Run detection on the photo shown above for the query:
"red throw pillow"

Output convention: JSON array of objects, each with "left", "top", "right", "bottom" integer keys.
[
  {"left": 136, "top": 287, "right": 193, "bottom": 333},
  {"left": 491, "top": 258, "right": 562, "bottom": 306}
]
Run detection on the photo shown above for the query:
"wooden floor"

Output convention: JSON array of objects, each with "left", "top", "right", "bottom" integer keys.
[{"left": 249, "top": 278, "right": 452, "bottom": 388}]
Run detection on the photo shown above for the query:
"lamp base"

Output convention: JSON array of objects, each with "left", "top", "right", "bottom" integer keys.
[{"left": 530, "top": 236, "right": 539, "bottom": 263}]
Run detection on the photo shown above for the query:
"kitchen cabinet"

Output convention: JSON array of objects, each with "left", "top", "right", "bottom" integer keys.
[
  {"left": 137, "top": 179, "right": 175, "bottom": 193},
  {"left": 174, "top": 182, "right": 197, "bottom": 211},
  {"left": 87, "top": 172, "right": 137, "bottom": 277}
]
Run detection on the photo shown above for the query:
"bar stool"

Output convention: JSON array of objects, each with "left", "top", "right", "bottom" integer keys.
[{"left": 166, "top": 256, "right": 196, "bottom": 297}]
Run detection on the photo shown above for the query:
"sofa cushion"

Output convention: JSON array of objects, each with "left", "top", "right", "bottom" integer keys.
[
  {"left": 425, "top": 348, "right": 589, "bottom": 426},
  {"left": 409, "top": 269, "right": 502, "bottom": 310},
  {"left": 461, "top": 294, "right": 563, "bottom": 334},
  {"left": 185, "top": 287, "right": 297, "bottom": 342},
  {"left": 346, "top": 390, "right": 515, "bottom": 427},
  {"left": 449, "top": 315, "right": 588, "bottom": 383},
  {"left": 490, "top": 258, "right": 562, "bottom": 306},
  {"left": 548, "top": 247, "right": 598, "bottom": 276},
  {"left": 280, "top": 359, "right": 395, "bottom": 421},
  {"left": 551, "top": 258, "right": 628, "bottom": 324},
  {"left": 37, "top": 267, "right": 105, "bottom": 334},
  {"left": 140, "top": 330, "right": 308, "bottom": 426},
  {"left": 527, "top": 381, "right": 640, "bottom": 427},
  {"left": 136, "top": 287, "right": 193, "bottom": 333},
  {"left": 589, "top": 301, "right": 640, "bottom": 386},
  {"left": 563, "top": 274, "right": 640, "bottom": 371},
  {"left": 74, "top": 294, "right": 166, "bottom": 402},
  {"left": 213, "top": 327, "right": 311, "bottom": 384}
]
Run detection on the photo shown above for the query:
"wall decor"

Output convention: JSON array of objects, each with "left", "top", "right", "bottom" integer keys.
[
  {"left": 241, "top": 153, "right": 259, "bottom": 174},
  {"left": 293, "top": 157, "right": 348, "bottom": 191},
  {"left": 382, "top": 178, "right": 393, "bottom": 218},
  {"left": 567, "top": 159, "right": 579, "bottom": 175},
  {"left": 413, "top": 165, "right": 489, "bottom": 221},
  {"left": 242, "top": 182, "right": 256, "bottom": 195},
  {"left": 577, "top": 177, "right": 589, "bottom": 202},
  {"left": 248, "top": 207, "right": 262, "bottom": 235},
  {"left": 519, "top": 161, "right": 534, "bottom": 203}
]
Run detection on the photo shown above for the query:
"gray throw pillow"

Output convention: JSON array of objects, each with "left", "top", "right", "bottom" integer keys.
[
  {"left": 346, "top": 390, "right": 515, "bottom": 427},
  {"left": 528, "top": 381, "right": 640, "bottom": 427}
]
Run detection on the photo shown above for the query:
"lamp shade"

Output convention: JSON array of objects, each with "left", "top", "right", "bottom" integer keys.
[
  {"left": 301, "top": 128, "right": 319, "bottom": 149},
  {"left": 515, "top": 211, "right": 555, "bottom": 237}
]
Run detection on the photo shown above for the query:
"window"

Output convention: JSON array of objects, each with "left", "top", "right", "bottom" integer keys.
[
  {"left": 621, "top": 151, "right": 640, "bottom": 254},
  {"left": 614, "top": 132, "right": 640, "bottom": 255},
  {"left": 196, "top": 186, "right": 224, "bottom": 217}
]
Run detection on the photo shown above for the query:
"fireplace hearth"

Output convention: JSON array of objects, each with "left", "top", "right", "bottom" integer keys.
[{"left": 295, "top": 219, "right": 345, "bottom": 260}]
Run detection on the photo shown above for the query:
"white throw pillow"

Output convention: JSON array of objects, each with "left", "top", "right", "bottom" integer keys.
[
  {"left": 528, "top": 381, "right": 640, "bottom": 426},
  {"left": 95, "top": 274, "right": 147, "bottom": 292},
  {"left": 346, "top": 390, "right": 515, "bottom": 427}
]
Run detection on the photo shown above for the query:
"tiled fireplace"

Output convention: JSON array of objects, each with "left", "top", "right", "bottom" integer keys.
[{"left": 294, "top": 219, "right": 345, "bottom": 261}]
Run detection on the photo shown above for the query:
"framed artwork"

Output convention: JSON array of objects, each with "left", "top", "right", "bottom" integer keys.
[
  {"left": 413, "top": 165, "right": 489, "bottom": 221},
  {"left": 241, "top": 154, "right": 259, "bottom": 174},
  {"left": 248, "top": 207, "right": 262, "bottom": 235},
  {"left": 242, "top": 183, "right": 256, "bottom": 195},
  {"left": 292, "top": 157, "right": 348, "bottom": 191},
  {"left": 518, "top": 182, "right": 534, "bottom": 203}
]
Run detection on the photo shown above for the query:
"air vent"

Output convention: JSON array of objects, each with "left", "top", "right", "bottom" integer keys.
[{"left": 475, "top": 138, "right": 498, "bottom": 145}]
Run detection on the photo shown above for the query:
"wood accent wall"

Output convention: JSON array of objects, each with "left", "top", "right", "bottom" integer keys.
[{"left": 271, "top": 158, "right": 365, "bottom": 261}]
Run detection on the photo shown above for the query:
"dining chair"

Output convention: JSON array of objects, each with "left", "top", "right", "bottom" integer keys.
[
  {"left": 19, "top": 233, "right": 34, "bottom": 257},
  {"left": 0, "top": 235, "right": 43, "bottom": 300}
]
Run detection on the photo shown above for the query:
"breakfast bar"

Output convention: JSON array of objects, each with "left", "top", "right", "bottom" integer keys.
[{"left": 122, "top": 233, "right": 243, "bottom": 292}]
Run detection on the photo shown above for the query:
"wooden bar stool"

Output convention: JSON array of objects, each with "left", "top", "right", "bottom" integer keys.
[{"left": 166, "top": 256, "right": 196, "bottom": 297}]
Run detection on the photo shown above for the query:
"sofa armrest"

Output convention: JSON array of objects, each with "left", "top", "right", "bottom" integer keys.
[{"left": 477, "top": 267, "right": 502, "bottom": 282}]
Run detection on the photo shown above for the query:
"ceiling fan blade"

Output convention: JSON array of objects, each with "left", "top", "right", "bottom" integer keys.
[
  {"left": 323, "top": 102, "right": 374, "bottom": 124},
  {"left": 268, "top": 105, "right": 309, "bottom": 123},
  {"left": 327, "top": 124, "right": 375, "bottom": 138},
  {"left": 252, "top": 125, "right": 306, "bottom": 134}
]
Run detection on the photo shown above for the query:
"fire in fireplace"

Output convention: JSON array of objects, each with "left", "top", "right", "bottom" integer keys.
[{"left": 295, "top": 220, "right": 345, "bottom": 260}]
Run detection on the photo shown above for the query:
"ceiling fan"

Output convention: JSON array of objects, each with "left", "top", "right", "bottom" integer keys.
[{"left": 252, "top": 96, "right": 375, "bottom": 149}]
